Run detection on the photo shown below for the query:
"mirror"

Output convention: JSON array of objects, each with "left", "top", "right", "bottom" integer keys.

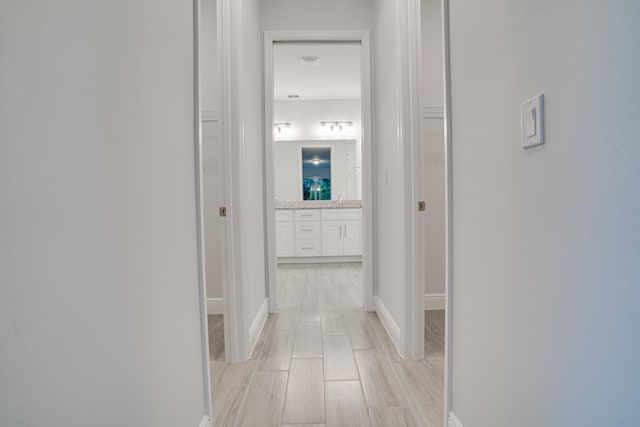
[
  {"left": 273, "top": 41, "right": 362, "bottom": 202},
  {"left": 302, "top": 147, "right": 331, "bottom": 200}
]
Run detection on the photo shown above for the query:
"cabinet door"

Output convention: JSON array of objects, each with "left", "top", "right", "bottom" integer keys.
[
  {"left": 321, "top": 221, "right": 343, "bottom": 256},
  {"left": 276, "top": 221, "right": 295, "bottom": 257},
  {"left": 342, "top": 220, "right": 362, "bottom": 256}
]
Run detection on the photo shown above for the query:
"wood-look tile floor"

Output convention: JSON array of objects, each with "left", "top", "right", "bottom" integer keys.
[{"left": 208, "top": 263, "right": 444, "bottom": 427}]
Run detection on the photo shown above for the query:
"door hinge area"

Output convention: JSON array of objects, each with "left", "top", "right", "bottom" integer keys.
[{"left": 219, "top": 207, "right": 227, "bottom": 217}]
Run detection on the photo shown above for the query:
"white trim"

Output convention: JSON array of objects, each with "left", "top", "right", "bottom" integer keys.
[
  {"left": 278, "top": 255, "right": 362, "bottom": 264},
  {"left": 219, "top": 0, "right": 250, "bottom": 362},
  {"left": 248, "top": 299, "right": 269, "bottom": 356},
  {"left": 373, "top": 296, "right": 402, "bottom": 355},
  {"left": 422, "top": 106, "right": 445, "bottom": 119},
  {"left": 448, "top": 412, "right": 463, "bottom": 427},
  {"left": 442, "top": 0, "right": 455, "bottom": 424},
  {"left": 198, "top": 414, "right": 211, "bottom": 427},
  {"left": 263, "top": 32, "right": 279, "bottom": 314},
  {"left": 424, "top": 293, "right": 446, "bottom": 310},
  {"left": 201, "top": 109, "right": 219, "bottom": 122},
  {"left": 207, "top": 298, "right": 224, "bottom": 314},
  {"left": 263, "top": 30, "right": 375, "bottom": 316},
  {"left": 192, "top": 0, "right": 212, "bottom": 419},
  {"left": 395, "top": 0, "right": 425, "bottom": 359}
]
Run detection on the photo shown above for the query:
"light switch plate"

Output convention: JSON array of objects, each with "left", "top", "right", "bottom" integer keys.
[{"left": 521, "top": 94, "right": 544, "bottom": 149}]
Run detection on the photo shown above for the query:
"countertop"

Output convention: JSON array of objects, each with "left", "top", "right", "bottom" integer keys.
[{"left": 275, "top": 200, "right": 362, "bottom": 210}]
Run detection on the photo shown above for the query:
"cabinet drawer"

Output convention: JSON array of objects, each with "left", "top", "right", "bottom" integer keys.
[
  {"left": 321, "top": 208, "right": 362, "bottom": 221},
  {"left": 295, "top": 221, "right": 321, "bottom": 239},
  {"left": 276, "top": 210, "right": 294, "bottom": 221},
  {"left": 295, "top": 209, "right": 321, "bottom": 221},
  {"left": 295, "top": 239, "right": 322, "bottom": 257}
]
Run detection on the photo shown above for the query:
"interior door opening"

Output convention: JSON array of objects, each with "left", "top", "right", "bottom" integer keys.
[{"left": 265, "top": 38, "right": 371, "bottom": 315}]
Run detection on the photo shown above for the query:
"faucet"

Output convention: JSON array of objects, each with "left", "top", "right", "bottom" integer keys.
[{"left": 338, "top": 194, "right": 343, "bottom": 205}]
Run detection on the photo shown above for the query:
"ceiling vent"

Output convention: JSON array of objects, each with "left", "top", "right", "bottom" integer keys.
[
  {"left": 287, "top": 94, "right": 300, "bottom": 99},
  {"left": 300, "top": 56, "right": 320, "bottom": 68}
]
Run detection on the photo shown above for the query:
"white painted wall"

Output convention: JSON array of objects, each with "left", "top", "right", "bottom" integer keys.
[
  {"left": 420, "top": 0, "right": 445, "bottom": 296},
  {"left": 0, "top": 1, "right": 207, "bottom": 425},
  {"left": 200, "top": 0, "right": 218, "bottom": 112},
  {"left": 372, "top": 0, "right": 406, "bottom": 333},
  {"left": 262, "top": 0, "right": 373, "bottom": 31},
  {"left": 420, "top": 0, "right": 443, "bottom": 110},
  {"left": 200, "top": 0, "right": 223, "bottom": 300},
  {"left": 274, "top": 99, "right": 362, "bottom": 201},
  {"left": 239, "top": 0, "right": 268, "bottom": 331},
  {"left": 449, "top": 0, "right": 640, "bottom": 425}
]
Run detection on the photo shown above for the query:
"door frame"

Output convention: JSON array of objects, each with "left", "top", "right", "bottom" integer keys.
[
  {"left": 442, "top": 0, "right": 454, "bottom": 424},
  {"left": 263, "top": 31, "right": 374, "bottom": 314},
  {"left": 192, "top": 0, "right": 212, "bottom": 420}
]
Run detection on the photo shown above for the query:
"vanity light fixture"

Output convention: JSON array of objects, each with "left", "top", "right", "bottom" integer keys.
[
  {"left": 312, "top": 158, "right": 320, "bottom": 165},
  {"left": 320, "top": 121, "right": 354, "bottom": 135},
  {"left": 274, "top": 122, "right": 293, "bottom": 137}
]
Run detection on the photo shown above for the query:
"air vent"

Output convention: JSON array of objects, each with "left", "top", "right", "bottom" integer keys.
[
  {"left": 287, "top": 94, "right": 300, "bottom": 99},
  {"left": 300, "top": 56, "right": 320, "bottom": 68}
]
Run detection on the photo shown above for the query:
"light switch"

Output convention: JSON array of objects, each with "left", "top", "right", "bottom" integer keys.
[
  {"left": 521, "top": 94, "right": 544, "bottom": 149},
  {"left": 523, "top": 106, "right": 536, "bottom": 137}
]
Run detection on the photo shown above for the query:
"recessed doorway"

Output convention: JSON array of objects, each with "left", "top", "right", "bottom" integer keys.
[{"left": 263, "top": 34, "right": 374, "bottom": 316}]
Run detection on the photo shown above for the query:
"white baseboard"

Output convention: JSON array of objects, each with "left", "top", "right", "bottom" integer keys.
[
  {"left": 373, "top": 296, "right": 401, "bottom": 354},
  {"left": 278, "top": 255, "right": 362, "bottom": 264},
  {"left": 448, "top": 412, "right": 463, "bottom": 427},
  {"left": 424, "top": 293, "right": 445, "bottom": 310},
  {"left": 198, "top": 414, "right": 211, "bottom": 427},
  {"left": 248, "top": 299, "right": 269, "bottom": 356},
  {"left": 207, "top": 298, "right": 224, "bottom": 314}
]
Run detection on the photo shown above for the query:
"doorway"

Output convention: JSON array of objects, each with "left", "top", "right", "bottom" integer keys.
[{"left": 263, "top": 33, "right": 374, "bottom": 315}]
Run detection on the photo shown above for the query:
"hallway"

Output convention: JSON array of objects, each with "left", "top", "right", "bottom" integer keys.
[{"left": 208, "top": 264, "right": 444, "bottom": 426}]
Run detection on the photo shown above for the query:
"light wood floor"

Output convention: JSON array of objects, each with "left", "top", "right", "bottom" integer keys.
[{"left": 208, "top": 263, "right": 444, "bottom": 427}]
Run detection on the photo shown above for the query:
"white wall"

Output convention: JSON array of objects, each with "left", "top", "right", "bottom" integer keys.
[
  {"left": 420, "top": 0, "right": 443, "bottom": 109},
  {"left": 200, "top": 0, "right": 223, "bottom": 300},
  {"left": 200, "top": 0, "right": 218, "bottom": 112},
  {"left": 274, "top": 99, "right": 362, "bottom": 201},
  {"left": 450, "top": 0, "right": 640, "bottom": 425},
  {"left": 372, "top": 0, "right": 406, "bottom": 334},
  {"left": 420, "top": 0, "right": 445, "bottom": 296},
  {"left": 239, "top": 0, "right": 268, "bottom": 331},
  {"left": 262, "top": 0, "right": 373, "bottom": 31},
  {"left": 0, "top": 1, "right": 207, "bottom": 425}
]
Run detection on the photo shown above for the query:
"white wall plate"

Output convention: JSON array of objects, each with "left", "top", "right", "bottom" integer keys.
[{"left": 521, "top": 94, "right": 544, "bottom": 149}]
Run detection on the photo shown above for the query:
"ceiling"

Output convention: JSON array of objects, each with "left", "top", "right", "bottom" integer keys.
[{"left": 273, "top": 42, "right": 361, "bottom": 101}]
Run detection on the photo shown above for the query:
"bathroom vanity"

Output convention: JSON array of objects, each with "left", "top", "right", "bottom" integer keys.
[{"left": 275, "top": 200, "right": 362, "bottom": 261}]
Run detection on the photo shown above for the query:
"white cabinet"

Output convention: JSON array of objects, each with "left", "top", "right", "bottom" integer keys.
[
  {"left": 275, "top": 210, "right": 295, "bottom": 257},
  {"left": 321, "top": 221, "right": 343, "bottom": 256},
  {"left": 342, "top": 220, "right": 363, "bottom": 256},
  {"left": 276, "top": 208, "right": 362, "bottom": 258},
  {"left": 321, "top": 209, "right": 362, "bottom": 256},
  {"left": 294, "top": 210, "right": 321, "bottom": 256}
]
